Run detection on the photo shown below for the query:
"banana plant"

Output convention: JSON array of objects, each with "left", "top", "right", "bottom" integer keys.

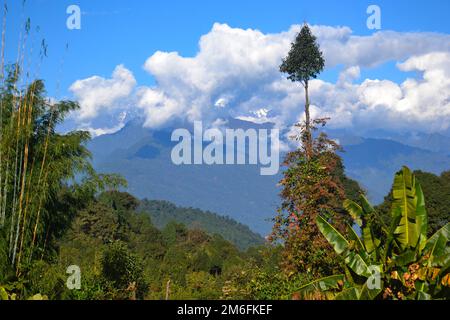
[
  {"left": 0, "top": 286, "right": 16, "bottom": 300},
  {"left": 297, "top": 166, "right": 450, "bottom": 300}
]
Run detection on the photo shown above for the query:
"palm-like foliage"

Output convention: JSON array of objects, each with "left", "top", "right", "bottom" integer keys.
[
  {"left": 0, "top": 66, "right": 96, "bottom": 275},
  {"left": 297, "top": 166, "right": 450, "bottom": 300}
]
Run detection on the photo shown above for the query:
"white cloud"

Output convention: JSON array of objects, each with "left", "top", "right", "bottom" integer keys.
[
  {"left": 70, "top": 65, "right": 136, "bottom": 121},
  {"left": 312, "top": 27, "right": 450, "bottom": 68},
  {"left": 307, "top": 52, "right": 450, "bottom": 132},
  {"left": 79, "top": 112, "right": 128, "bottom": 138},
  {"left": 337, "top": 66, "right": 360, "bottom": 85},
  {"left": 70, "top": 23, "right": 450, "bottom": 135},
  {"left": 236, "top": 108, "right": 270, "bottom": 124},
  {"left": 358, "top": 79, "right": 403, "bottom": 110},
  {"left": 214, "top": 96, "right": 231, "bottom": 108}
]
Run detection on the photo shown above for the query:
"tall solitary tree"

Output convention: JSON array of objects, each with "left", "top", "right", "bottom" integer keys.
[
  {"left": 280, "top": 24, "right": 324, "bottom": 159},
  {"left": 272, "top": 25, "right": 359, "bottom": 277}
]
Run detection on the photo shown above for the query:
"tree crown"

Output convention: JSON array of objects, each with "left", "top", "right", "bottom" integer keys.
[{"left": 280, "top": 24, "right": 325, "bottom": 85}]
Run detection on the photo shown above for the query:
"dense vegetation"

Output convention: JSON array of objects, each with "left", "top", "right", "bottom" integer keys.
[
  {"left": 0, "top": 22, "right": 448, "bottom": 301},
  {"left": 25, "top": 191, "right": 262, "bottom": 300},
  {"left": 138, "top": 200, "right": 264, "bottom": 250}
]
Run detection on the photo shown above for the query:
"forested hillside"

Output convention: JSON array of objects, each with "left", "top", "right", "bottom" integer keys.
[
  {"left": 138, "top": 199, "right": 264, "bottom": 250},
  {"left": 40, "top": 191, "right": 261, "bottom": 300}
]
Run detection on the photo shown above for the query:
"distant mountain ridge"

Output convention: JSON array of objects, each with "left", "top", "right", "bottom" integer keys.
[
  {"left": 88, "top": 118, "right": 281, "bottom": 235},
  {"left": 88, "top": 118, "right": 450, "bottom": 235},
  {"left": 328, "top": 128, "right": 450, "bottom": 155},
  {"left": 339, "top": 138, "right": 450, "bottom": 203}
]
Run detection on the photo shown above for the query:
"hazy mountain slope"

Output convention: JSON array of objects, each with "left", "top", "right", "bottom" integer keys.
[
  {"left": 88, "top": 118, "right": 281, "bottom": 235},
  {"left": 363, "top": 130, "right": 450, "bottom": 155},
  {"left": 88, "top": 119, "right": 450, "bottom": 235},
  {"left": 340, "top": 139, "right": 450, "bottom": 203}
]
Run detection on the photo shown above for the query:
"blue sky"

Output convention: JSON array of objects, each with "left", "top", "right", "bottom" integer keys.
[
  {"left": 4, "top": 0, "right": 449, "bottom": 96},
  {"left": 4, "top": 0, "right": 450, "bottom": 135}
]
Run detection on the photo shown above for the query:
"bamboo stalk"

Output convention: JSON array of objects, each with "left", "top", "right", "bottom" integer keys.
[
  {"left": 28, "top": 43, "right": 54, "bottom": 259},
  {"left": 10, "top": 13, "right": 32, "bottom": 270},
  {"left": 7, "top": 3, "right": 28, "bottom": 260},
  {"left": 0, "top": 2, "right": 7, "bottom": 228},
  {"left": 17, "top": 26, "right": 40, "bottom": 265},
  {"left": 17, "top": 82, "right": 37, "bottom": 269}
]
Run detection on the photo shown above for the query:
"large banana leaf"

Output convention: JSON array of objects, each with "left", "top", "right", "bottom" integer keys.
[
  {"left": 334, "top": 287, "right": 360, "bottom": 300},
  {"left": 343, "top": 195, "right": 375, "bottom": 226},
  {"left": 332, "top": 280, "right": 382, "bottom": 300},
  {"left": 344, "top": 251, "right": 372, "bottom": 277},
  {"left": 423, "top": 223, "right": 450, "bottom": 267},
  {"left": 392, "top": 167, "right": 422, "bottom": 249},
  {"left": 424, "top": 222, "right": 450, "bottom": 253},
  {"left": 343, "top": 199, "right": 363, "bottom": 227},
  {"left": 359, "top": 194, "right": 389, "bottom": 235},
  {"left": 428, "top": 237, "right": 449, "bottom": 267},
  {"left": 359, "top": 281, "right": 383, "bottom": 300},
  {"left": 316, "top": 215, "right": 349, "bottom": 255},
  {"left": 359, "top": 194, "right": 375, "bottom": 215},
  {"left": 297, "top": 274, "right": 345, "bottom": 297},
  {"left": 0, "top": 287, "right": 8, "bottom": 300},
  {"left": 417, "top": 291, "right": 432, "bottom": 300},
  {"left": 343, "top": 197, "right": 379, "bottom": 254},
  {"left": 384, "top": 209, "right": 402, "bottom": 263},
  {"left": 415, "top": 182, "right": 428, "bottom": 251},
  {"left": 362, "top": 221, "right": 377, "bottom": 254},
  {"left": 346, "top": 223, "right": 365, "bottom": 253},
  {"left": 391, "top": 249, "right": 417, "bottom": 267},
  {"left": 316, "top": 215, "right": 371, "bottom": 277}
]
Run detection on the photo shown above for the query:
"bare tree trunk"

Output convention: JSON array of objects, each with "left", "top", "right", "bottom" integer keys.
[
  {"left": 304, "top": 80, "right": 312, "bottom": 159},
  {"left": 165, "top": 279, "right": 171, "bottom": 300},
  {"left": 127, "top": 282, "right": 137, "bottom": 300}
]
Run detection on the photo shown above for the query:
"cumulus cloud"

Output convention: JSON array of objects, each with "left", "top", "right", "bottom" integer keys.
[
  {"left": 137, "top": 23, "right": 291, "bottom": 127},
  {"left": 312, "top": 27, "right": 450, "bottom": 68},
  {"left": 70, "top": 65, "right": 136, "bottom": 121},
  {"left": 84, "top": 112, "right": 128, "bottom": 137},
  {"left": 70, "top": 23, "right": 450, "bottom": 135},
  {"left": 308, "top": 52, "right": 450, "bottom": 132}
]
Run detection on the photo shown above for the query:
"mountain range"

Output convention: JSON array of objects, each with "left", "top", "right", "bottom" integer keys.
[{"left": 87, "top": 118, "right": 450, "bottom": 235}]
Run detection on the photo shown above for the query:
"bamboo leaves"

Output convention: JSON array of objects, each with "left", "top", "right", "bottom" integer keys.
[{"left": 0, "top": 71, "right": 94, "bottom": 273}]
